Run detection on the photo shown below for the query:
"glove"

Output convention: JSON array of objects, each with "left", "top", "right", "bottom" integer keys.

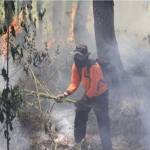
[{"left": 56, "top": 92, "right": 69, "bottom": 103}]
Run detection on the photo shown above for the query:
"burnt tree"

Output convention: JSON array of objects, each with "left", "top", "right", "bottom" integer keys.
[
  {"left": 93, "top": 1, "right": 123, "bottom": 86},
  {"left": 4, "top": 1, "right": 15, "bottom": 25}
]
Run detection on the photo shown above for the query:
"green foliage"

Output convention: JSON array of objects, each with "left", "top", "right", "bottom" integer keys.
[
  {"left": 1, "top": 67, "right": 8, "bottom": 81},
  {"left": 10, "top": 44, "right": 20, "bottom": 62},
  {"left": 0, "top": 86, "right": 23, "bottom": 132}
]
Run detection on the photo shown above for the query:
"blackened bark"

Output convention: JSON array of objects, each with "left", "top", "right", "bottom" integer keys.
[
  {"left": 93, "top": 1, "right": 123, "bottom": 86},
  {"left": 4, "top": 1, "right": 15, "bottom": 26}
]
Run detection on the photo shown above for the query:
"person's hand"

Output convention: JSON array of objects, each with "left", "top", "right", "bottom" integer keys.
[
  {"left": 56, "top": 93, "right": 65, "bottom": 103},
  {"left": 56, "top": 92, "right": 69, "bottom": 103}
]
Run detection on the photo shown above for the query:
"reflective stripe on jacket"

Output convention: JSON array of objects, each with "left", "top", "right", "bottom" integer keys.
[{"left": 67, "top": 63, "right": 108, "bottom": 98}]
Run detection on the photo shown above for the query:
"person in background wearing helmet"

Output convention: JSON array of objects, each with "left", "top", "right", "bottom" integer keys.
[{"left": 56, "top": 44, "right": 113, "bottom": 150}]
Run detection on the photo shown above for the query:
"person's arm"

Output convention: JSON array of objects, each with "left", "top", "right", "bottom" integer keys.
[
  {"left": 56, "top": 64, "right": 80, "bottom": 101},
  {"left": 86, "top": 64, "right": 103, "bottom": 98},
  {"left": 66, "top": 63, "right": 81, "bottom": 95}
]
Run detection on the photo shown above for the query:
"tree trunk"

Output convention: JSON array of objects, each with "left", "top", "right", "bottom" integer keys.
[
  {"left": 52, "top": 1, "right": 64, "bottom": 42},
  {"left": 74, "top": 1, "right": 90, "bottom": 45},
  {"left": 93, "top": 1, "right": 123, "bottom": 86},
  {"left": 4, "top": 1, "right": 15, "bottom": 26}
]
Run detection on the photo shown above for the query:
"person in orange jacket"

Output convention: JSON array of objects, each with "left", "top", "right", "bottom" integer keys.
[{"left": 57, "top": 44, "right": 113, "bottom": 150}]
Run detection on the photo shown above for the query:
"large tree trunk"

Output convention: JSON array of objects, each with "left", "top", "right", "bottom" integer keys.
[
  {"left": 52, "top": 1, "right": 64, "bottom": 42},
  {"left": 93, "top": 1, "right": 123, "bottom": 86},
  {"left": 74, "top": 1, "right": 90, "bottom": 45}
]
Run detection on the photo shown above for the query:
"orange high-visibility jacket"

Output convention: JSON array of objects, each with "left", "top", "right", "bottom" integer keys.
[{"left": 67, "top": 63, "right": 108, "bottom": 98}]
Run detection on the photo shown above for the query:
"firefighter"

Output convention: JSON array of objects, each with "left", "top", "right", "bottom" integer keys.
[{"left": 56, "top": 44, "right": 113, "bottom": 150}]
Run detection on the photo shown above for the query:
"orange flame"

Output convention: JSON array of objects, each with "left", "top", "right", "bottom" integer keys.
[
  {"left": 11, "top": 17, "right": 22, "bottom": 33},
  {"left": 0, "top": 20, "right": 20, "bottom": 59},
  {"left": 67, "top": 3, "right": 78, "bottom": 43},
  {"left": 0, "top": 11, "right": 24, "bottom": 58}
]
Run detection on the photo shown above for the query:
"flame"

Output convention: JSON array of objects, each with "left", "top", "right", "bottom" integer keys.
[
  {"left": 67, "top": 3, "right": 78, "bottom": 43},
  {"left": 0, "top": 10, "right": 24, "bottom": 59},
  {"left": 11, "top": 17, "right": 22, "bottom": 33}
]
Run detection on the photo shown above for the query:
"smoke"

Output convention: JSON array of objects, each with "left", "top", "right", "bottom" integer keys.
[
  {"left": 114, "top": 1, "right": 150, "bottom": 150},
  {"left": 1, "top": 1, "right": 150, "bottom": 149},
  {"left": 0, "top": 119, "right": 31, "bottom": 150},
  {"left": 0, "top": 57, "right": 23, "bottom": 91}
]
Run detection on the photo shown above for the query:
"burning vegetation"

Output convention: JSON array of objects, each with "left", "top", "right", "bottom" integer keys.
[{"left": 0, "top": 1, "right": 150, "bottom": 150}]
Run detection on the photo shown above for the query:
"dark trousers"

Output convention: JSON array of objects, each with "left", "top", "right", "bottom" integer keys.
[{"left": 74, "top": 91, "right": 113, "bottom": 150}]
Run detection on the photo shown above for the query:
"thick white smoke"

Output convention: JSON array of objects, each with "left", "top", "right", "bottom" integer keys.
[{"left": 114, "top": 1, "right": 150, "bottom": 150}]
